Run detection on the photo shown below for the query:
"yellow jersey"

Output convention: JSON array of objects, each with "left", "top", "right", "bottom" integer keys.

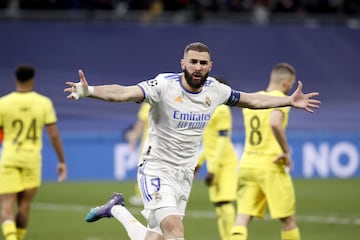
[
  {"left": 0, "top": 92, "right": 57, "bottom": 168},
  {"left": 199, "top": 104, "right": 238, "bottom": 173},
  {"left": 240, "top": 90, "right": 290, "bottom": 170}
]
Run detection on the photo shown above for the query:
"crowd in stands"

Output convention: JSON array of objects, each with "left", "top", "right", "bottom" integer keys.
[
  {"left": 0, "top": 0, "right": 359, "bottom": 23},
  {"left": 0, "top": 0, "right": 359, "bottom": 13}
]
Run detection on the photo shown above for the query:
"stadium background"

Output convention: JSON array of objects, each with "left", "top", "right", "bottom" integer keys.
[
  {"left": 0, "top": 2, "right": 359, "bottom": 240},
  {"left": 0, "top": 2, "right": 359, "bottom": 181}
]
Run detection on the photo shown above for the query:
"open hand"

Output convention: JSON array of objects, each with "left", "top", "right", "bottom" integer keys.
[
  {"left": 64, "top": 69, "right": 90, "bottom": 99},
  {"left": 57, "top": 162, "right": 67, "bottom": 182},
  {"left": 290, "top": 81, "right": 320, "bottom": 113}
]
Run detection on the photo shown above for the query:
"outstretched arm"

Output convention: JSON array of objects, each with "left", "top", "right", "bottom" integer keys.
[
  {"left": 64, "top": 69, "right": 144, "bottom": 102},
  {"left": 235, "top": 81, "right": 320, "bottom": 113}
]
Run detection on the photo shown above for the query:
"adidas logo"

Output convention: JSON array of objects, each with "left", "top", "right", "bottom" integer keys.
[{"left": 175, "top": 96, "right": 183, "bottom": 102}]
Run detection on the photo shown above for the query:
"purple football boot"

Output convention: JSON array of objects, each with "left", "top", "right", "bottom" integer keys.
[{"left": 85, "top": 192, "right": 125, "bottom": 222}]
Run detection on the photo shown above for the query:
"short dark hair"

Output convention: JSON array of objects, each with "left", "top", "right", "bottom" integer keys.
[
  {"left": 272, "top": 63, "right": 295, "bottom": 76},
  {"left": 184, "top": 42, "right": 210, "bottom": 55},
  {"left": 15, "top": 64, "right": 35, "bottom": 82}
]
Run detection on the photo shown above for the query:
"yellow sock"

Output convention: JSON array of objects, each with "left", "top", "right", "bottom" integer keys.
[
  {"left": 215, "top": 203, "right": 235, "bottom": 240},
  {"left": 17, "top": 228, "right": 27, "bottom": 240},
  {"left": 230, "top": 225, "right": 247, "bottom": 240},
  {"left": 281, "top": 227, "right": 300, "bottom": 240},
  {"left": 215, "top": 206, "right": 226, "bottom": 240},
  {"left": 2, "top": 221, "right": 18, "bottom": 240}
]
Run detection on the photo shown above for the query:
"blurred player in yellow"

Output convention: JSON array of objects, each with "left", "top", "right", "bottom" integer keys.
[
  {"left": 125, "top": 102, "right": 150, "bottom": 206},
  {"left": 0, "top": 64, "right": 67, "bottom": 240},
  {"left": 196, "top": 77, "right": 238, "bottom": 240},
  {"left": 230, "top": 63, "right": 300, "bottom": 240}
]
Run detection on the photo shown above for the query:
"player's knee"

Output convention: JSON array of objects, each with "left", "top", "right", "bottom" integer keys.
[
  {"left": 280, "top": 215, "right": 297, "bottom": 230},
  {"left": 160, "top": 215, "right": 184, "bottom": 238}
]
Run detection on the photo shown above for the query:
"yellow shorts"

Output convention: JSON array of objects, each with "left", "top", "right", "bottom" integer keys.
[
  {"left": 209, "top": 161, "right": 237, "bottom": 203},
  {"left": 0, "top": 164, "right": 41, "bottom": 194},
  {"left": 236, "top": 167, "right": 295, "bottom": 219}
]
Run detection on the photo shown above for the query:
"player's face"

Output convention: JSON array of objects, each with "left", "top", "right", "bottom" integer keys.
[{"left": 181, "top": 50, "right": 212, "bottom": 90}]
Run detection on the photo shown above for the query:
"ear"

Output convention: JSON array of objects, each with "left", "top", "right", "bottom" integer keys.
[{"left": 180, "top": 59, "right": 185, "bottom": 70}]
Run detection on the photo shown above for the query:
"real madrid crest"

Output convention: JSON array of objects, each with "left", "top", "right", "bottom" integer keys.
[
  {"left": 153, "top": 192, "right": 162, "bottom": 202},
  {"left": 205, "top": 96, "right": 211, "bottom": 107}
]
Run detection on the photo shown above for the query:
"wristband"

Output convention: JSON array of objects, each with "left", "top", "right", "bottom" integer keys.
[
  {"left": 71, "top": 83, "right": 93, "bottom": 100},
  {"left": 88, "top": 86, "right": 94, "bottom": 96}
]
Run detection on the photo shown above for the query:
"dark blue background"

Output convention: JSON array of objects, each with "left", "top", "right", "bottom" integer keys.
[{"left": 1, "top": 21, "right": 359, "bottom": 133}]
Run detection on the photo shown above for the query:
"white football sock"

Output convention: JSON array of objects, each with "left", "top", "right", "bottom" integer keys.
[{"left": 111, "top": 205, "right": 147, "bottom": 240}]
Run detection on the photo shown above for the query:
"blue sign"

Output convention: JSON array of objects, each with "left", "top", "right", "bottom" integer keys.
[{"left": 39, "top": 130, "right": 360, "bottom": 181}]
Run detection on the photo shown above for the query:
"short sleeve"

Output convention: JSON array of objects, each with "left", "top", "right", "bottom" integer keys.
[{"left": 137, "top": 74, "right": 168, "bottom": 104}]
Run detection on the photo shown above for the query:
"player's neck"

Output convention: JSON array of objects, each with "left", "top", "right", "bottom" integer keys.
[
  {"left": 16, "top": 81, "right": 34, "bottom": 93},
  {"left": 16, "top": 85, "right": 33, "bottom": 93},
  {"left": 266, "top": 84, "right": 283, "bottom": 93}
]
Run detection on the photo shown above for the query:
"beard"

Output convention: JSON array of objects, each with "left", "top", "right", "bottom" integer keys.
[{"left": 183, "top": 68, "right": 208, "bottom": 90}]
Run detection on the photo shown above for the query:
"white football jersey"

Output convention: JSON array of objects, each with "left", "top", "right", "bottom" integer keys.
[{"left": 137, "top": 73, "right": 239, "bottom": 168}]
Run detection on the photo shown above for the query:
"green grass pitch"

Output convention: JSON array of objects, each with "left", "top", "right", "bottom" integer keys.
[{"left": 3, "top": 178, "right": 359, "bottom": 240}]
